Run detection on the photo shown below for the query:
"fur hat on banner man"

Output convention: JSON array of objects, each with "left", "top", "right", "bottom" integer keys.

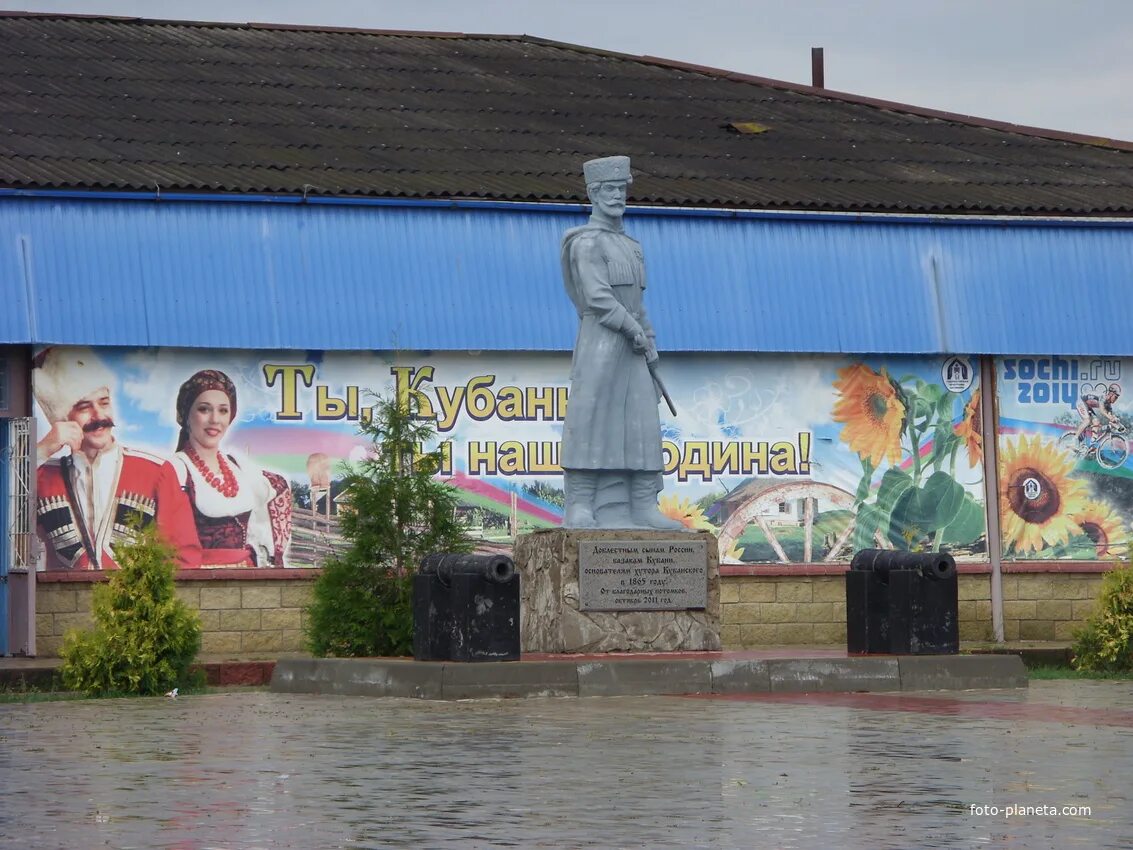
[{"left": 32, "top": 347, "right": 116, "bottom": 423}]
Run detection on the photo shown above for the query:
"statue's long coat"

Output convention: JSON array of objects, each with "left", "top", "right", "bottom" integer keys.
[{"left": 560, "top": 221, "right": 663, "bottom": 472}]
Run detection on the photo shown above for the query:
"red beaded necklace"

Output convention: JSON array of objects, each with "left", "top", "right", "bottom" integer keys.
[{"left": 186, "top": 446, "right": 239, "bottom": 498}]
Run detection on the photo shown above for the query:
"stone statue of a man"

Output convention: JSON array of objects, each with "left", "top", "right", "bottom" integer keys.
[{"left": 560, "top": 155, "right": 683, "bottom": 530}]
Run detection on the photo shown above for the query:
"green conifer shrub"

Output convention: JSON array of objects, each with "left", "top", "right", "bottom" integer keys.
[
  {"left": 1071, "top": 559, "right": 1133, "bottom": 672},
  {"left": 306, "top": 393, "right": 472, "bottom": 657},
  {"left": 60, "top": 524, "right": 202, "bottom": 696}
]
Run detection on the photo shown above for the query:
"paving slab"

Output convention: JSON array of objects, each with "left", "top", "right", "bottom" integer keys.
[{"left": 967, "top": 642, "right": 1073, "bottom": 668}]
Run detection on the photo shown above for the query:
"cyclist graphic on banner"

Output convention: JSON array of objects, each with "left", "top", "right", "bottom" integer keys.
[
  {"left": 1075, "top": 383, "right": 1123, "bottom": 446},
  {"left": 1052, "top": 381, "right": 1129, "bottom": 472}
]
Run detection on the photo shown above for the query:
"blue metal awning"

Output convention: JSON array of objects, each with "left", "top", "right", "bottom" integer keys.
[{"left": 2, "top": 193, "right": 1132, "bottom": 355}]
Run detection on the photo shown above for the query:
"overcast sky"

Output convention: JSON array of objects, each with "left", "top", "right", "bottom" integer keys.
[{"left": 9, "top": 0, "right": 1133, "bottom": 141}]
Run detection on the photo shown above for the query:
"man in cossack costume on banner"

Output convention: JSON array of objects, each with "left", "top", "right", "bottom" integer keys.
[{"left": 33, "top": 347, "right": 202, "bottom": 570}]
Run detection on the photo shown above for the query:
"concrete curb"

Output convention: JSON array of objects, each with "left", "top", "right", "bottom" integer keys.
[
  {"left": 898, "top": 655, "right": 1029, "bottom": 690},
  {"left": 0, "top": 658, "right": 277, "bottom": 690},
  {"left": 768, "top": 658, "right": 900, "bottom": 693},
  {"left": 270, "top": 653, "right": 1028, "bottom": 700}
]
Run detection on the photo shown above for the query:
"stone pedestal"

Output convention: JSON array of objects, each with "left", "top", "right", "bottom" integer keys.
[{"left": 514, "top": 528, "right": 721, "bottom": 653}]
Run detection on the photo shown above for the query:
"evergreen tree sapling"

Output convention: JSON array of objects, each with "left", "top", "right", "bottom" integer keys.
[
  {"left": 306, "top": 393, "right": 472, "bottom": 656},
  {"left": 60, "top": 523, "right": 202, "bottom": 696}
]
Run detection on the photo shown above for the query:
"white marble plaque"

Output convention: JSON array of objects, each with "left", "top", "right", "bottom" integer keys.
[{"left": 578, "top": 539, "right": 708, "bottom": 611}]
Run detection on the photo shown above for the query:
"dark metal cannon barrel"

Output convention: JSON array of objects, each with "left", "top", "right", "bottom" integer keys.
[
  {"left": 850, "top": 549, "right": 957, "bottom": 581},
  {"left": 419, "top": 553, "right": 517, "bottom": 584}
]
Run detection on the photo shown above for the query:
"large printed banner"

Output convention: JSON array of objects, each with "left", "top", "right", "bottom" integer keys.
[
  {"left": 32, "top": 347, "right": 986, "bottom": 568},
  {"left": 996, "top": 356, "right": 1131, "bottom": 560}
]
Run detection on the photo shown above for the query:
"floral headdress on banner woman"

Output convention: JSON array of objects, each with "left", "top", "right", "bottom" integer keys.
[{"left": 175, "top": 369, "right": 238, "bottom": 452}]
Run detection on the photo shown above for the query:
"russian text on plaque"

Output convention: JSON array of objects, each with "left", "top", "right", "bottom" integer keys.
[{"left": 578, "top": 539, "right": 708, "bottom": 611}]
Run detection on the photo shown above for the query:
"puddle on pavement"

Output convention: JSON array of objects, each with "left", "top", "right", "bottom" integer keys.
[{"left": 0, "top": 685, "right": 1128, "bottom": 849}]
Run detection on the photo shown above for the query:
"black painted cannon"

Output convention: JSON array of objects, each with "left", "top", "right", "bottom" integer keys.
[
  {"left": 419, "top": 553, "right": 517, "bottom": 585},
  {"left": 846, "top": 549, "right": 959, "bottom": 656},
  {"left": 413, "top": 553, "right": 520, "bottom": 662},
  {"left": 850, "top": 549, "right": 957, "bottom": 581}
]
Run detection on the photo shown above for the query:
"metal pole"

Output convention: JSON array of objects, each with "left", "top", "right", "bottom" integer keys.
[
  {"left": 979, "top": 356, "right": 1005, "bottom": 643},
  {"left": 25, "top": 416, "right": 37, "bottom": 657},
  {"left": 1, "top": 418, "right": 9, "bottom": 657}
]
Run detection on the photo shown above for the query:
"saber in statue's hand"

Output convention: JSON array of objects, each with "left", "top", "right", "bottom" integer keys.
[
  {"left": 649, "top": 361, "right": 678, "bottom": 417},
  {"left": 633, "top": 331, "right": 677, "bottom": 417}
]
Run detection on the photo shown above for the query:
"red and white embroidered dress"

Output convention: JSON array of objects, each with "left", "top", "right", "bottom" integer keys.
[{"left": 174, "top": 452, "right": 292, "bottom": 568}]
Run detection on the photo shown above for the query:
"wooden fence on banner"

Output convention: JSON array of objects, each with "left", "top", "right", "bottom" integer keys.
[
  {"left": 289, "top": 503, "right": 344, "bottom": 566},
  {"left": 286, "top": 504, "right": 515, "bottom": 568}
]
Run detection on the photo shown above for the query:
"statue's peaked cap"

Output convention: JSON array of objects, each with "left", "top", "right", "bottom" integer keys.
[{"left": 583, "top": 155, "right": 632, "bottom": 185}]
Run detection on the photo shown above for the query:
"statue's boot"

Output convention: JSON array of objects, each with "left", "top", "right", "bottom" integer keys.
[
  {"left": 630, "top": 472, "right": 685, "bottom": 530},
  {"left": 563, "top": 470, "right": 598, "bottom": 528},
  {"left": 595, "top": 473, "right": 633, "bottom": 528}
]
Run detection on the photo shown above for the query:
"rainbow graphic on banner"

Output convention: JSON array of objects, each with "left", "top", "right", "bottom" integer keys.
[
  {"left": 447, "top": 472, "right": 562, "bottom": 526},
  {"left": 230, "top": 425, "right": 564, "bottom": 525},
  {"left": 228, "top": 426, "right": 372, "bottom": 477}
]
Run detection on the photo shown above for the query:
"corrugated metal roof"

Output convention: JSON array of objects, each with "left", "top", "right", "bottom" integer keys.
[
  {"left": 3, "top": 197, "right": 1132, "bottom": 355},
  {"left": 2, "top": 14, "right": 1133, "bottom": 214}
]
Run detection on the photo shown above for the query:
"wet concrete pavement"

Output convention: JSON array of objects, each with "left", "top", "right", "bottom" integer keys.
[{"left": 0, "top": 681, "right": 1130, "bottom": 849}]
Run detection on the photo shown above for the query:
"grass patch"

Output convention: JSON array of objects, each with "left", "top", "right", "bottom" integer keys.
[
  {"left": 0, "top": 680, "right": 254, "bottom": 704},
  {"left": 0, "top": 687, "right": 84, "bottom": 704},
  {"left": 1027, "top": 665, "right": 1133, "bottom": 681}
]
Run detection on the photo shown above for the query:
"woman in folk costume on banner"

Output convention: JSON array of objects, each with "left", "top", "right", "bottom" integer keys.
[{"left": 172, "top": 369, "right": 292, "bottom": 568}]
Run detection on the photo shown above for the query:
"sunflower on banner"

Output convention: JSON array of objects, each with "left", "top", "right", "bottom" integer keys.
[
  {"left": 998, "top": 434, "right": 1130, "bottom": 559},
  {"left": 955, "top": 388, "right": 983, "bottom": 468},
  {"left": 659, "top": 494, "right": 744, "bottom": 561},
  {"left": 1071, "top": 500, "right": 1127, "bottom": 559},
  {"left": 998, "top": 434, "right": 1088, "bottom": 555},
  {"left": 832, "top": 364, "right": 905, "bottom": 467},
  {"left": 832, "top": 363, "right": 985, "bottom": 554}
]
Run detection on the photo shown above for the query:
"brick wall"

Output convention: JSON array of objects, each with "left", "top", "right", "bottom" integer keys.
[
  {"left": 720, "top": 570, "right": 1104, "bottom": 647},
  {"left": 998, "top": 573, "right": 1104, "bottom": 641},
  {"left": 719, "top": 574, "right": 847, "bottom": 646},
  {"left": 33, "top": 568, "right": 1107, "bottom": 656},
  {"left": 35, "top": 574, "right": 317, "bottom": 657}
]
